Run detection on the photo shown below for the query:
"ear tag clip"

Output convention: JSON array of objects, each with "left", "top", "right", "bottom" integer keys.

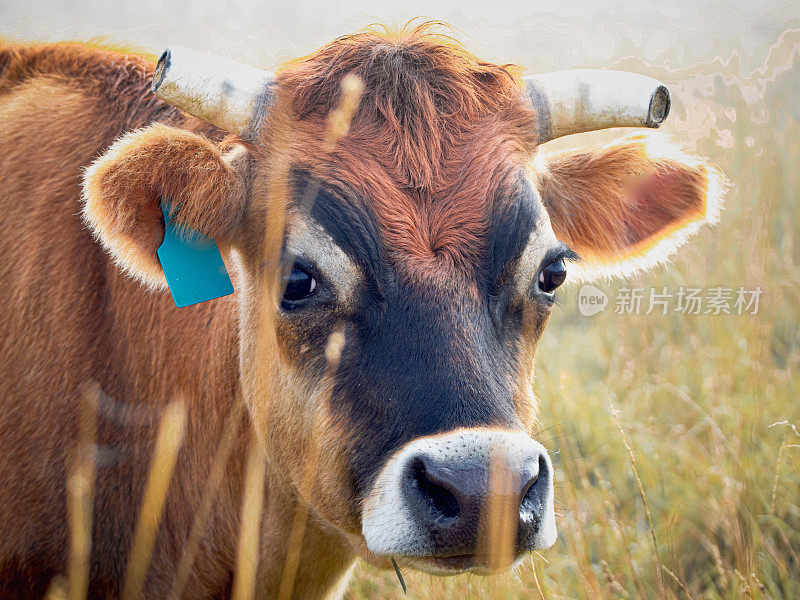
[{"left": 156, "top": 200, "right": 234, "bottom": 307}]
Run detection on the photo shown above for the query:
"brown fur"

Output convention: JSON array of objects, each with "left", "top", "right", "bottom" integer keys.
[
  {"left": 0, "top": 24, "right": 722, "bottom": 599},
  {"left": 0, "top": 42, "right": 349, "bottom": 600},
  {"left": 274, "top": 25, "right": 539, "bottom": 282},
  {"left": 534, "top": 133, "right": 724, "bottom": 278},
  {"left": 83, "top": 123, "right": 250, "bottom": 288}
]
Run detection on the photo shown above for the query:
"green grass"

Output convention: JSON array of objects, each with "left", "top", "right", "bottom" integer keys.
[{"left": 345, "top": 29, "right": 800, "bottom": 600}]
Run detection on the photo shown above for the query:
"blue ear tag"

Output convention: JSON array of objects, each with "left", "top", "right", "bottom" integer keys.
[{"left": 156, "top": 200, "right": 234, "bottom": 307}]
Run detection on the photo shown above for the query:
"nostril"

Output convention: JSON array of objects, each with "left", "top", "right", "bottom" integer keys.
[
  {"left": 408, "top": 458, "right": 460, "bottom": 526},
  {"left": 521, "top": 454, "right": 549, "bottom": 516},
  {"left": 521, "top": 471, "right": 539, "bottom": 502}
]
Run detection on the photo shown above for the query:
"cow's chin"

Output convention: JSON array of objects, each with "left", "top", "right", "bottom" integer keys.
[
  {"left": 399, "top": 554, "right": 526, "bottom": 576},
  {"left": 345, "top": 534, "right": 525, "bottom": 577}
]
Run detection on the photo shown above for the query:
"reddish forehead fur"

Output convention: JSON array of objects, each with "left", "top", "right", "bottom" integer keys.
[{"left": 274, "top": 23, "right": 540, "bottom": 281}]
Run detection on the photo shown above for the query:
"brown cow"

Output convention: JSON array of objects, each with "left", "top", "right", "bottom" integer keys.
[{"left": 0, "top": 24, "right": 723, "bottom": 599}]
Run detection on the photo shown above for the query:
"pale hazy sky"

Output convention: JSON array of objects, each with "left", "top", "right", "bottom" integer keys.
[
  {"left": 2, "top": 0, "right": 796, "bottom": 72},
  {"left": 2, "top": 0, "right": 781, "bottom": 26}
]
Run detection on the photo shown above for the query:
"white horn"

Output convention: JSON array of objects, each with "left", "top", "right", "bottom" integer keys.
[
  {"left": 152, "top": 46, "right": 275, "bottom": 143},
  {"left": 524, "top": 69, "right": 670, "bottom": 143}
]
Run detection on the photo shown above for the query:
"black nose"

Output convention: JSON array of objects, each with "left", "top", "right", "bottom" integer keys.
[{"left": 403, "top": 448, "right": 550, "bottom": 557}]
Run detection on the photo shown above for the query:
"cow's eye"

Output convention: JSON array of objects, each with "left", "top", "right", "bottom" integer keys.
[
  {"left": 282, "top": 263, "right": 317, "bottom": 306},
  {"left": 538, "top": 258, "right": 567, "bottom": 293}
]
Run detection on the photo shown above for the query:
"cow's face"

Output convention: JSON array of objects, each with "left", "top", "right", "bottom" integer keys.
[
  {"left": 229, "top": 48, "right": 570, "bottom": 571},
  {"left": 236, "top": 171, "right": 565, "bottom": 572},
  {"left": 83, "top": 28, "right": 724, "bottom": 575}
]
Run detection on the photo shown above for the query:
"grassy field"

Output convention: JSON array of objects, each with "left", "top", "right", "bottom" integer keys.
[{"left": 345, "top": 28, "right": 800, "bottom": 600}]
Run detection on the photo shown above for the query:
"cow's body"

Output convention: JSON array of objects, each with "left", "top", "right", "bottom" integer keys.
[
  {"left": 0, "top": 45, "right": 353, "bottom": 599},
  {"left": 0, "top": 28, "right": 722, "bottom": 600}
]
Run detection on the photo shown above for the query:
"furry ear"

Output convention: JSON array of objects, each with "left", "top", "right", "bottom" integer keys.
[
  {"left": 534, "top": 132, "right": 725, "bottom": 281},
  {"left": 82, "top": 124, "right": 249, "bottom": 289}
]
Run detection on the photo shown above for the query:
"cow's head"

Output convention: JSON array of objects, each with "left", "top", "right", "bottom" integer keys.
[{"left": 82, "top": 26, "right": 723, "bottom": 574}]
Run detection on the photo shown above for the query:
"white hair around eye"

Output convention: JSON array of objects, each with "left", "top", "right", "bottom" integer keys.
[
  {"left": 513, "top": 203, "right": 560, "bottom": 297},
  {"left": 284, "top": 215, "right": 363, "bottom": 307}
]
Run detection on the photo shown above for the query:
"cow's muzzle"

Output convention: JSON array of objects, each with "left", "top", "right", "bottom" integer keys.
[{"left": 361, "top": 429, "right": 556, "bottom": 574}]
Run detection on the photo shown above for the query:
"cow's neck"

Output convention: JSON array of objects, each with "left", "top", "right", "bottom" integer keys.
[
  {"left": 99, "top": 270, "right": 355, "bottom": 598},
  {"left": 256, "top": 471, "right": 357, "bottom": 599}
]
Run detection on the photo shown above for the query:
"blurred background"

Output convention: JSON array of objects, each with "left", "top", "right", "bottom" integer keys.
[{"left": 3, "top": 1, "right": 799, "bottom": 598}]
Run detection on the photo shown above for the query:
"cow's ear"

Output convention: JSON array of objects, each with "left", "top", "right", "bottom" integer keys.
[
  {"left": 82, "top": 123, "right": 250, "bottom": 290},
  {"left": 534, "top": 132, "right": 725, "bottom": 281}
]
